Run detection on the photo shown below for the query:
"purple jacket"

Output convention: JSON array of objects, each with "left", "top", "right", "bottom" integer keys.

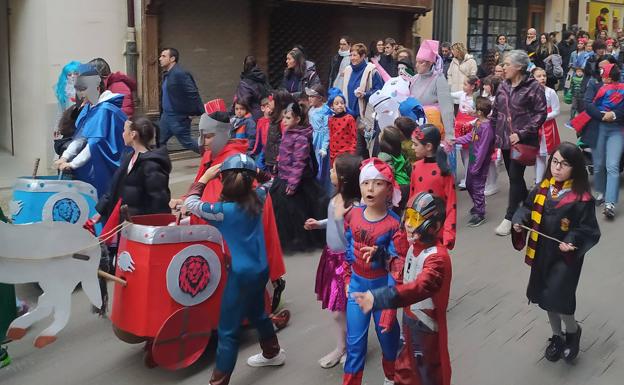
[
  {"left": 491, "top": 76, "right": 547, "bottom": 149},
  {"left": 278, "top": 124, "right": 313, "bottom": 191},
  {"left": 456, "top": 119, "right": 495, "bottom": 175}
]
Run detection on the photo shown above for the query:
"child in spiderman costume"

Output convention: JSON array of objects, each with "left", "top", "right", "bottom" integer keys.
[
  {"left": 342, "top": 158, "right": 402, "bottom": 385},
  {"left": 353, "top": 192, "right": 452, "bottom": 385}
]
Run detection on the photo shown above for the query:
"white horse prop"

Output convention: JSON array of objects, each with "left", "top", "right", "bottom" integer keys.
[{"left": 0, "top": 221, "right": 102, "bottom": 348}]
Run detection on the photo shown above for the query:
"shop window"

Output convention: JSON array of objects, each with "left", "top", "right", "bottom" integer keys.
[{"left": 468, "top": 1, "right": 518, "bottom": 62}]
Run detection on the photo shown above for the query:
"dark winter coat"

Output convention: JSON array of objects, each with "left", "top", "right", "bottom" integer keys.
[
  {"left": 557, "top": 40, "right": 575, "bottom": 73},
  {"left": 106, "top": 72, "right": 137, "bottom": 118},
  {"left": 512, "top": 187, "right": 600, "bottom": 314},
  {"left": 234, "top": 66, "right": 271, "bottom": 121},
  {"left": 491, "top": 75, "right": 547, "bottom": 149},
  {"left": 264, "top": 121, "right": 282, "bottom": 173},
  {"left": 378, "top": 54, "right": 398, "bottom": 78},
  {"left": 161, "top": 64, "right": 204, "bottom": 116},
  {"left": 522, "top": 39, "right": 539, "bottom": 60},
  {"left": 277, "top": 124, "right": 314, "bottom": 191},
  {"left": 281, "top": 62, "right": 321, "bottom": 99},
  {"left": 96, "top": 146, "right": 172, "bottom": 220},
  {"left": 329, "top": 53, "right": 343, "bottom": 87}
]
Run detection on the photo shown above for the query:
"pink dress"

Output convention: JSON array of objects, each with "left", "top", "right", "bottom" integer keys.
[{"left": 314, "top": 198, "right": 348, "bottom": 311}]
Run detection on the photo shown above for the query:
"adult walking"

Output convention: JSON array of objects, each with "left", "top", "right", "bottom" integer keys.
[
  {"left": 158, "top": 48, "right": 204, "bottom": 153},
  {"left": 233, "top": 55, "right": 271, "bottom": 121},
  {"left": 447, "top": 43, "right": 477, "bottom": 113},
  {"left": 492, "top": 50, "right": 547, "bottom": 236},
  {"left": 90, "top": 116, "right": 171, "bottom": 315},
  {"left": 329, "top": 36, "right": 352, "bottom": 89},
  {"left": 582, "top": 62, "right": 624, "bottom": 219},
  {"left": 281, "top": 48, "right": 321, "bottom": 99},
  {"left": 409, "top": 39, "right": 455, "bottom": 139},
  {"left": 340, "top": 43, "right": 384, "bottom": 120}
]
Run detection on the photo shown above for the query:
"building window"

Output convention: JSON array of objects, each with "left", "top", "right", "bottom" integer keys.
[{"left": 468, "top": 1, "right": 518, "bottom": 62}]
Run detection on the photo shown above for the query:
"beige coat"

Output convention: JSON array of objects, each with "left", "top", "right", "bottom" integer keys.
[{"left": 447, "top": 54, "right": 477, "bottom": 93}]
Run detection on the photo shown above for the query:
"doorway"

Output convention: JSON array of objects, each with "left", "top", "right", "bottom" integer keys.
[{"left": 527, "top": 4, "right": 545, "bottom": 32}]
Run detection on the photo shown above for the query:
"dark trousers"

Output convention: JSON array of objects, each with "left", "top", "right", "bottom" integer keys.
[
  {"left": 159, "top": 112, "right": 199, "bottom": 153},
  {"left": 501, "top": 149, "right": 528, "bottom": 220}
]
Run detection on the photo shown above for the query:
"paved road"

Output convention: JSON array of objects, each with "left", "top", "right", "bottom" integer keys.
[{"left": 1, "top": 104, "right": 623, "bottom": 385}]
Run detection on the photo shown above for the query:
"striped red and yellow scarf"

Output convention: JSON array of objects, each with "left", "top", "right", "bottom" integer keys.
[{"left": 525, "top": 177, "right": 573, "bottom": 265}]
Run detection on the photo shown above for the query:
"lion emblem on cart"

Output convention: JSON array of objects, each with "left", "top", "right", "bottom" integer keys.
[
  {"left": 166, "top": 245, "right": 221, "bottom": 307},
  {"left": 52, "top": 198, "right": 81, "bottom": 223},
  {"left": 179, "top": 256, "right": 210, "bottom": 297}
]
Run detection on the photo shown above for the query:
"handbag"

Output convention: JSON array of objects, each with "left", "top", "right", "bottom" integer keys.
[
  {"left": 511, "top": 143, "right": 539, "bottom": 166},
  {"left": 504, "top": 91, "right": 538, "bottom": 166}
]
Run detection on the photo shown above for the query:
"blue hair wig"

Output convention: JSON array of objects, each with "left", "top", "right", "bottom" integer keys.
[
  {"left": 54, "top": 61, "right": 81, "bottom": 110},
  {"left": 326, "top": 87, "right": 355, "bottom": 116}
]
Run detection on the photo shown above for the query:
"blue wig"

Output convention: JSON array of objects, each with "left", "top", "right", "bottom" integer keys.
[
  {"left": 326, "top": 87, "right": 355, "bottom": 116},
  {"left": 54, "top": 61, "right": 81, "bottom": 110}
]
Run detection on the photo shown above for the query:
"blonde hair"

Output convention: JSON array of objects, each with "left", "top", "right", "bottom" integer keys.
[{"left": 451, "top": 42, "right": 467, "bottom": 56}]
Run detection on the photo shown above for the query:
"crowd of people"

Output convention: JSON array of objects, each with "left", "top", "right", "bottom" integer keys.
[{"left": 1, "top": 25, "right": 615, "bottom": 385}]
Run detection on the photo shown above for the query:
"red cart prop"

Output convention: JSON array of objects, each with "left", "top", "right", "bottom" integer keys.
[{"left": 111, "top": 214, "right": 226, "bottom": 370}]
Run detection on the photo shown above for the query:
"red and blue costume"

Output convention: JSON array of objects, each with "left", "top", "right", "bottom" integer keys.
[{"left": 343, "top": 205, "right": 401, "bottom": 385}]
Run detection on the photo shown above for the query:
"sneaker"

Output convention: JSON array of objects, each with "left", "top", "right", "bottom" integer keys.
[
  {"left": 495, "top": 219, "right": 512, "bottom": 236},
  {"left": 594, "top": 193, "right": 604, "bottom": 206},
  {"left": 467, "top": 215, "right": 486, "bottom": 227},
  {"left": 458, "top": 180, "right": 467, "bottom": 190},
  {"left": 0, "top": 347, "right": 10, "bottom": 369},
  {"left": 604, "top": 203, "right": 616, "bottom": 219},
  {"left": 544, "top": 335, "right": 565, "bottom": 362},
  {"left": 247, "top": 348, "right": 286, "bottom": 367},
  {"left": 563, "top": 324, "right": 582, "bottom": 362},
  {"left": 484, "top": 186, "right": 499, "bottom": 196}
]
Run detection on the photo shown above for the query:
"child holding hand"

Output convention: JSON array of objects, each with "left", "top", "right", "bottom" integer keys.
[{"left": 452, "top": 97, "right": 496, "bottom": 227}]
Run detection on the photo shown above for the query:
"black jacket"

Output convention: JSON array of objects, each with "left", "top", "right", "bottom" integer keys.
[
  {"left": 96, "top": 146, "right": 172, "bottom": 220},
  {"left": 161, "top": 64, "right": 204, "bottom": 116},
  {"left": 328, "top": 53, "right": 343, "bottom": 87},
  {"left": 234, "top": 66, "right": 271, "bottom": 121},
  {"left": 557, "top": 40, "right": 575, "bottom": 72},
  {"left": 378, "top": 54, "right": 398, "bottom": 77}
]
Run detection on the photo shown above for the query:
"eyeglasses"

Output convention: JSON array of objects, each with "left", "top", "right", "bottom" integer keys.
[{"left": 551, "top": 158, "right": 572, "bottom": 168}]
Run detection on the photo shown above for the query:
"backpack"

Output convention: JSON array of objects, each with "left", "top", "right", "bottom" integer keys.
[{"left": 545, "top": 54, "right": 564, "bottom": 79}]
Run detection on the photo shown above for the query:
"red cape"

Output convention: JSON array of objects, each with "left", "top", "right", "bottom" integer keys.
[{"left": 190, "top": 139, "right": 286, "bottom": 280}]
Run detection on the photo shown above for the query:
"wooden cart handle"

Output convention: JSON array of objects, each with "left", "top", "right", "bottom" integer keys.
[{"left": 98, "top": 270, "right": 127, "bottom": 286}]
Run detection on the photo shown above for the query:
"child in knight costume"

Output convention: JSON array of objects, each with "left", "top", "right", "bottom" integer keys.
[
  {"left": 353, "top": 192, "right": 452, "bottom": 385},
  {"left": 185, "top": 154, "right": 285, "bottom": 385},
  {"left": 185, "top": 106, "right": 288, "bottom": 319},
  {"left": 55, "top": 63, "right": 127, "bottom": 198}
]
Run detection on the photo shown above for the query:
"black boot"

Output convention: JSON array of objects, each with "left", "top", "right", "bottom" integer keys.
[
  {"left": 544, "top": 335, "right": 565, "bottom": 362},
  {"left": 563, "top": 324, "right": 582, "bottom": 362}
]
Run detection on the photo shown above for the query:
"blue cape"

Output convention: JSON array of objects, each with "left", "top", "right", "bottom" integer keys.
[{"left": 74, "top": 94, "right": 128, "bottom": 198}]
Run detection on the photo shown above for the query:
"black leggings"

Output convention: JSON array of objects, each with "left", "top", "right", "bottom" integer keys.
[{"left": 501, "top": 149, "right": 529, "bottom": 220}]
